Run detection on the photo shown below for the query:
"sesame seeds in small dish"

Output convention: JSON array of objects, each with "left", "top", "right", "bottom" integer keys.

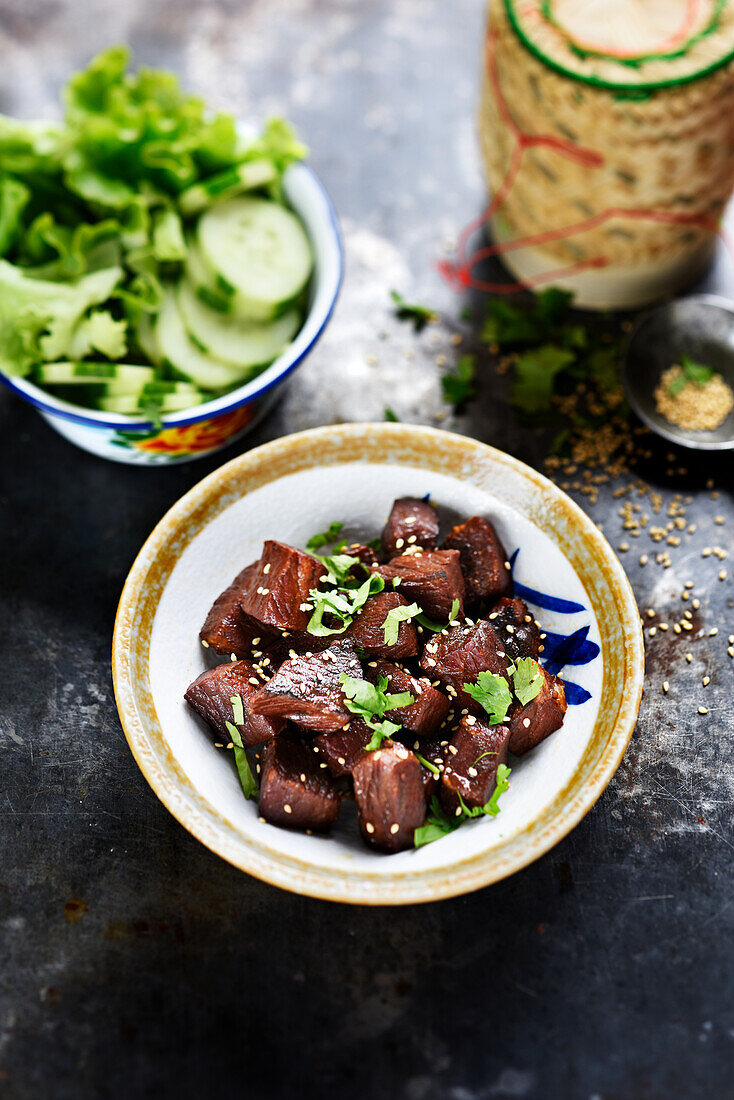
[{"left": 112, "top": 423, "right": 644, "bottom": 904}]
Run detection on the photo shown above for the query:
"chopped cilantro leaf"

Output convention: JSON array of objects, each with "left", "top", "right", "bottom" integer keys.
[
  {"left": 415, "top": 598, "right": 461, "bottom": 633},
  {"left": 463, "top": 670, "right": 512, "bottom": 724},
  {"left": 390, "top": 289, "right": 437, "bottom": 329},
  {"left": 481, "top": 289, "right": 574, "bottom": 347},
  {"left": 512, "top": 657, "right": 543, "bottom": 706},
  {"left": 441, "top": 354, "right": 476, "bottom": 408},
  {"left": 512, "top": 345, "right": 575, "bottom": 414},
  {"left": 306, "top": 522, "right": 344, "bottom": 551},
  {"left": 382, "top": 602, "right": 421, "bottom": 646},
  {"left": 225, "top": 721, "right": 258, "bottom": 800},
  {"left": 230, "top": 694, "right": 244, "bottom": 727},
  {"left": 415, "top": 753, "right": 440, "bottom": 776},
  {"left": 413, "top": 766, "right": 511, "bottom": 846},
  {"left": 384, "top": 407, "right": 399, "bottom": 422},
  {"left": 668, "top": 354, "right": 716, "bottom": 397},
  {"left": 307, "top": 571, "right": 384, "bottom": 637},
  {"left": 340, "top": 672, "right": 414, "bottom": 751}
]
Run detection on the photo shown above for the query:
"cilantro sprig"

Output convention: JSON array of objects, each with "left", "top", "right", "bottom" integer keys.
[
  {"left": 307, "top": 567, "right": 384, "bottom": 637},
  {"left": 415, "top": 597, "right": 461, "bottom": 633},
  {"left": 441, "top": 354, "right": 476, "bottom": 408},
  {"left": 382, "top": 602, "right": 421, "bottom": 645},
  {"left": 390, "top": 289, "right": 437, "bottom": 329},
  {"left": 306, "top": 522, "right": 344, "bottom": 551},
  {"left": 414, "top": 764, "right": 511, "bottom": 847},
  {"left": 667, "top": 354, "right": 715, "bottom": 397},
  {"left": 512, "top": 657, "right": 543, "bottom": 706},
  {"left": 463, "top": 671, "right": 512, "bottom": 724},
  {"left": 340, "top": 672, "right": 414, "bottom": 751},
  {"left": 225, "top": 718, "right": 258, "bottom": 800}
]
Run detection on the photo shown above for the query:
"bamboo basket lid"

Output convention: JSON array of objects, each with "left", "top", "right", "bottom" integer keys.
[{"left": 506, "top": 0, "right": 734, "bottom": 90}]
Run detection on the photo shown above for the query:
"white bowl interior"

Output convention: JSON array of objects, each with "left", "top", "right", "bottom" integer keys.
[
  {"left": 8, "top": 162, "right": 342, "bottom": 427},
  {"left": 148, "top": 462, "right": 603, "bottom": 880}
]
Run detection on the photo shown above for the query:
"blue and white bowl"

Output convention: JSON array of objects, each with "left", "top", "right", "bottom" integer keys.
[{"left": 1, "top": 164, "right": 343, "bottom": 464}]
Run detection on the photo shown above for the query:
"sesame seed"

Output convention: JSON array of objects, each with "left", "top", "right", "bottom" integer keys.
[
  {"left": 263, "top": 563, "right": 271, "bottom": 574},
  {"left": 698, "top": 707, "right": 709, "bottom": 715},
  {"left": 248, "top": 676, "right": 259, "bottom": 686},
  {"left": 662, "top": 681, "right": 669, "bottom": 693},
  {"left": 365, "top": 822, "right": 375, "bottom": 834},
  {"left": 337, "top": 756, "right": 345, "bottom": 766},
  {"left": 448, "top": 745, "right": 458, "bottom": 755},
  {"left": 685, "top": 653, "right": 693, "bottom": 663},
  {"left": 283, "top": 804, "right": 292, "bottom": 814},
  {"left": 649, "top": 627, "right": 657, "bottom": 637},
  {"left": 703, "top": 676, "right": 710, "bottom": 687},
  {"left": 709, "top": 628, "right": 719, "bottom": 636},
  {"left": 455, "top": 807, "right": 462, "bottom": 817},
  {"left": 390, "top": 823, "right": 400, "bottom": 835},
  {"left": 258, "top": 816, "right": 266, "bottom": 824},
  {"left": 201, "top": 639, "right": 209, "bottom": 648},
  {"left": 395, "top": 538, "right": 404, "bottom": 549}
]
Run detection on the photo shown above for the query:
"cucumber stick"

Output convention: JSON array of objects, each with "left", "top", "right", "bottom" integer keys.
[
  {"left": 178, "top": 159, "right": 278, "bottom": 218},
  {"left": 98, "top": 391, "right": 206, "bottom": 414},
  {"left": 35, "top": 362, "right": 155, "bottom": 386},
  {"left": 154, "top": 292, "right": 248, "bottom": 392},
  {"left": 197, "top": 196, "right": 312, "bottom": 321},
  {"left": 177, "top": 279, "right": 301, "bottom": 370}
]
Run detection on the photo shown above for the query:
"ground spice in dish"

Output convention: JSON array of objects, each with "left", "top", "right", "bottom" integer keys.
[{"left": 654, "top": 365, "right": 734, "bottom": 431}]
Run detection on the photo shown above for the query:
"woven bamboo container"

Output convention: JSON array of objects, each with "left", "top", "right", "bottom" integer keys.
[{"left": 479, "top": 0, "right": 734, "bottom": 308}]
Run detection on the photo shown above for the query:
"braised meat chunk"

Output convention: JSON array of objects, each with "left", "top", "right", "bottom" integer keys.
[
  {"left": 345, "top": 542, "right": 379, "bottom": 567},
  {"left": 250, "top": 639, "right": 361, "bottom": 733},
  {"left": 184, "top": 660, "right": 283, "bottom": 746},
  {"left": 381, "top": 497, "right": 439, "bottom": 559},
  {"left": 509, "top": 668, "right": 567, "bottom": 756},
  {"left": 240, "top": 540, "right": 324, "bottom": 633},
  {"left": 488, "top": 596, "right": 541, "bottom": 661},
  {"left": 200, "top": 563, "right": 261, "bottom": 656},
  {"left": 313, "top": 717, "right": 372, "bottom": 778},
  {"left": 442, "top": 516, "right": 512, "bottom": 604},
  {"left": 352, "top": 741, "right": 426, "bottom": 852},
  {"left": 441, "top": 716, "right": 511, "bottom": 814},
  {"left": 421, "top": 619, "right": 508, "bottom": 712},
  {"left": 259, "top": 736, "right": 340, "bottom": 831},
  {"left": 366, "top": 659, "right": 449, "bottom": 737},
  {"left": 377, "top": 549, "right": 465, "bottom": 620},
  {"left": 345, "top": 591, "right": 418, "bottom": 659}
]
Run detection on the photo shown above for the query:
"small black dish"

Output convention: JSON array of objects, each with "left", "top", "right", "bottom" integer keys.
[{"left": 622, "top": 294, "right": 734, "bottom": 451}]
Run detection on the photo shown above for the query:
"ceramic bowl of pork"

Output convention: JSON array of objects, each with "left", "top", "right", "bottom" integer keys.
[{"left": 112, "top": 423, "right": 644, "bottom": 903}]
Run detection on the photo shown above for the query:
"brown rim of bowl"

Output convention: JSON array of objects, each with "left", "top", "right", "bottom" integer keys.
[{"left": 112, "top": 423, "right": 645, "bottom": 904}]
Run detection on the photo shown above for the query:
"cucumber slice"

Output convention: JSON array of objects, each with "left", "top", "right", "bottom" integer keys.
[
  {"left": 136, "top": 311, "right": 161, "bottom": 366},
  {"left": 177, "top": 278, "right": 301, "bottom": 370},
  {"left": 35, "top": 362, "right": 155, "bottom": 386},
  {"left": 184, "top": 237, "right": 233, "bottom": 314},
  {"left": 154, "top": 291, "right": 247, "bottom": 392},
  {"left": 197, "top": 196, "right": 312, "bottom": 321},
  {"left": 97, "top": 391, "right": 206, "bottom": 414},
  {"left": 179, "top": 159, "right": 278, "bottom": 218}
]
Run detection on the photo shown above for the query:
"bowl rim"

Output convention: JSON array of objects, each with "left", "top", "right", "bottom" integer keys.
[
  {"left": 621, "top": 292, "right": 734, "bottom": 451},
  {"left": 0, "top": 162, "right": 343, "bottom": 431},
  {"left": 112, "top": 423, "right": 645, "bottom": 904}
]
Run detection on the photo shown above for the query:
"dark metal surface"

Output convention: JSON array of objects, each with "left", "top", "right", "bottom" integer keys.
[{"left": 0, "top": 3, "right": 733, "bottom": 1098}]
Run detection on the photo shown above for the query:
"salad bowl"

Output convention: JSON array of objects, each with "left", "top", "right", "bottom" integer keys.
[
  {"left": 112, "top": 423, "right": 644, "bottom": 903},
  {"left": 2, "top": 163, "right": 342, "bottom": 465}
]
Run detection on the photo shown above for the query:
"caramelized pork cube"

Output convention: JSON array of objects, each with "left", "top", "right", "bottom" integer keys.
[
  {"left": 487, "top": 596, "right": 541, "bottom": 661},
  {"left": 508, "top": 668, "right": 567, "bottom": 756},
  {"left": 249, "top": 640, "right": 361, "bottom": 733},
  {"left": 258, "top": 736, "right": 340, "bottom": 831},
  {"left": 352, "top": 741, "right": 426, "bottom": 852},
  {"left": 366, "top": 659, "right": 449, "bottom": 737},
  {"left": 440, "top": 716, "right": 511, "bottom": 814},
  {"left": 345, "top": 542, "right": 379, "bottom": 567},
  {"left": 240, "top": 541, "right": 324, "bottom": 633},
  {"left": 313, "top": 717, "right": 372, "bottom": 778},
  {"left": 420, "top": 619, "right": 508, "bottom": 712},
  {"left": 184, "top": 660, "right": 283, "bottom": 746},
  {"left": 442, "top": 516, "right": 512, "bottom": 604},
  {"left": 381, "top": 497, "right": 439, "bottom": 558},
  {"left": 376, "top": 549, "right": 465, "bottom": 620},
  {"left": 200, "top": 563, "right": 261, "bottom": 656},
  {"left": 345, "top": 591, "right": 418, "bottom": 658}
]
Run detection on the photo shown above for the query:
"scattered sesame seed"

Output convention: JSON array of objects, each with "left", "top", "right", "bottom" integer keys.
[
  {"left": 390, "top": 823, "right": 400, "bottom": 835},
  {"left": 395, "top": 538, "right": 404, "bottom": 549},
  {"left": 523, "top": 717, "right": 531, "bottom": 728},
  {"left": 703, "top": 676, "right": 710, "bottom": 687},
  {"left": 685, "top": 653, "right": 693, "bottom": 663},
  {"left": 283, "top": 804, "right": 292, "bottom": 814},
  {"left": 709, "top": 628, "right": 719, "bottom": 636},
  {"left": 365, "top": 822, "right": 375, "bottom": 834},
  {"left": 698, "top": 707, "right": 709, "bottom": 715},
  {"left": 201, "top": 639, "right": 209, "bottom": 648},
  {"left": 662, "top": 681, "right": 669, "bottom": 693}
]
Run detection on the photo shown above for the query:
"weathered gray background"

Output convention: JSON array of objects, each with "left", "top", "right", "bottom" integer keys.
[{"left": 0, "top": 2, "right": 733, "bottom": 1098}]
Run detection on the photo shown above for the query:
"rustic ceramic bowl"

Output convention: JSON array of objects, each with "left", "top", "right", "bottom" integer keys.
[
  {"left": 112, "top": 423, "right": 644, "bottom": 903},
  {"left": 2, "top": 163, "right": 342, "bottom": 465}
]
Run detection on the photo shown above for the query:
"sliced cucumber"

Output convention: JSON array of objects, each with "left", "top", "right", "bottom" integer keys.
[
  {"left": 179, "top": 159, "right": 277, "bottom": 218},
  {"left": 154, "top": 291, "right": 247, "bottom": 393},
  {"left": 98, "top": 391, "right": 206, "bottom": 414},
  {"left": 35, "top": 362, "right": 155, "bottom": 386},
  {"left": 135, "top": 310, "right": 162, "bottom": 366},
  {"left": 184, "top": 237, "right": 233, "bottom": 314},
  {"left": 197, "top": 196, "right": 312, "bottom": 321},
  {"left": 177, "top": 278, "right": 301, "bottom": 370}
]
